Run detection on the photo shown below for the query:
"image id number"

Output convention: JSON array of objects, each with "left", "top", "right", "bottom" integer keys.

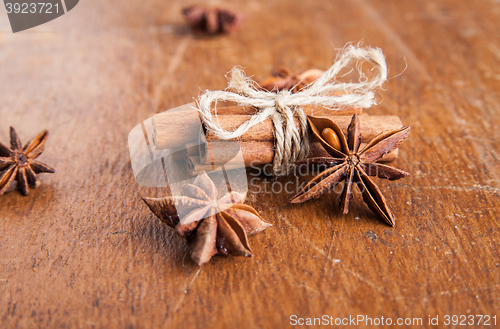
[
  {"left": 5, "top": 2, "right": 60, "bottom": 14},
  {"left": 444, "top": 315, "right": 497, "bottom": 326}
]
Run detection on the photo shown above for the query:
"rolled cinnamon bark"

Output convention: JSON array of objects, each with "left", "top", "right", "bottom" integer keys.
[
  {"left": 205, "top": 115, "right": 403, "bottom": 143},
  {"left": 152, "top": 109, "right": 200, "bottom": 149},
  {"left": 207, "top": 105, "right": 362, "bottom": 116},
  {"left": 186, "top": 155, "right": 245, "bottom": 176},
  {"left": 184, "top": 142, "right": 199, "bottom": 156},
  {"left": 152, "top": 105, "right": 362, "bottom": 149},
  {"left": 200, "top": 141, "right": 398, "bottom": 166}
]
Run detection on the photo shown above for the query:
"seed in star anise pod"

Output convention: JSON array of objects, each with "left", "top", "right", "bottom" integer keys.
[
  {"left": 182, "top": 5, "right": 244, "bottom": 35},
  {"left": 0, "top": 127, "right": 55, "bottom": 196},
  {"left": 291, "top": 114, "right": 410, "bottom": 226},
  {"left": 143, "top": 172, "right": 271, "bottom": 266}
]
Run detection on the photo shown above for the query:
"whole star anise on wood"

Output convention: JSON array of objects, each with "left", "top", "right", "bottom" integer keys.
[
  {"left": 182, "top": 5, "right": 243, "bottom": 35},
  {"left": 290, "top": 114, "right": 410, "bottom": 226},
  {"left": 143, "top": 172, "right": 271, "bottom": 266},
  {"left": 259, "top": 67, "right": 323, "bottom": 93},
  {"left": 0, "top": 127, "right": 55, "bottom": 196}
]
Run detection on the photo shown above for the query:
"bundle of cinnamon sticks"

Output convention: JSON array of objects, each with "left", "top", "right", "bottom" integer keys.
[{"left": 152, "top": 104, "right": 404, "bottom": 175}]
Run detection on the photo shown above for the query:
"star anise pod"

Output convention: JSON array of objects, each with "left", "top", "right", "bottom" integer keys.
[
  {"left": 290, "top": 114, "right": 410, "bottom": 226},
  {"left": 182, "top": 5, "right": 243, "bottom": 35},
  {"left": 143, "top": 172, "right": 271, "bottom": 266},
  {"left": 0, "top": 127, "right": 55, "bottom": 196},
  {"left": 259, "top": 67, "right": 323, "bottom": 93}
]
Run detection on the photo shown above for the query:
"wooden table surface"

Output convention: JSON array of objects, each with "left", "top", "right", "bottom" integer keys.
[{"left": 1, "top": 0, "right": 499, "bottom": 328}]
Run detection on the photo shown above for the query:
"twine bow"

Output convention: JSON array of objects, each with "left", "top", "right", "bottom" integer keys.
[{"left": 197, "top": 45, "right": 388, "bottom": 176}]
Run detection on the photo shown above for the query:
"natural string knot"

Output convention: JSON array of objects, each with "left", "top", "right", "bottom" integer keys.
[
  {"left": 197, "top": 45, "right": 388, "bottom": 176},
  {"left": 270, "top": 90, "right": 309, "bottom": 175}
]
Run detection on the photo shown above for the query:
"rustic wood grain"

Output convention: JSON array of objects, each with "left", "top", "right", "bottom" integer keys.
[{"left": 1, "top": 0, "right": 500, "bottom": 328}]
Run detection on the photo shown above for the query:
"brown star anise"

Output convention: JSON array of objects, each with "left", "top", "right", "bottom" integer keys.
[
  {"left": 0, "top": 127, "right": 55, "bottom": 196},
  {"left": 259, "top": 67, "right": 323, "bottom": 93},
  {"left": 143, "top": 172, "right": 271, "bottom": 266},
  {"left": 182, "top": 5, "right": 244, "bottom": 35},
  {"left": 290, "top": 114, "right": 410, "bottom": 226}
]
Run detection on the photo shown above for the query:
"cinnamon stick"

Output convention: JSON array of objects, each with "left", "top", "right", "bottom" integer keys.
[
  {"left": 200, "top": 140, "right": 398, "bottom": 166},
  {"left": 184, "top": 142, "right": 199, "bottom": 156},
  {"left": 152, "top": 109, "right": 200, "bottom": 149},
  {"left": 186, "top": 155, "right": 245, "bottom": 176},
  {"left": 204, "top": 115, "right": 402, "bottom": 143},
  {"left": 152, "top": 105, "right": 362, "bottom": 149}
]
